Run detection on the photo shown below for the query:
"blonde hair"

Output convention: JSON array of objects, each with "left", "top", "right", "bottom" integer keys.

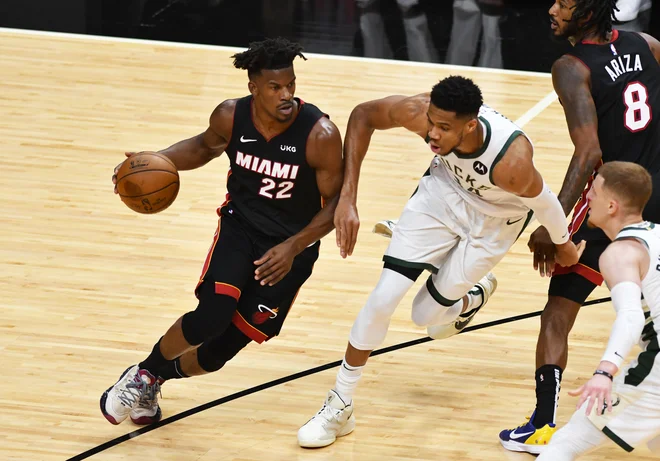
[{"left": 598, "top": 161, "right": 652, "bottom": 213}]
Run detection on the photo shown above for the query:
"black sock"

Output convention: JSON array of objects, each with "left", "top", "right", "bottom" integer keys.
[
  {"left": 158, "top": 357, "right": 189, "bottom": 381},
  {"left": 138, "top": 338, "right": 169, "bottom": 377},
  {"left": 532, "top": 364, "right": 563, "bottom": 428}
]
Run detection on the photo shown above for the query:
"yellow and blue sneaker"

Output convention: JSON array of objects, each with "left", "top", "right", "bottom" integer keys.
[{"left": 499, "top": 411, "right": 557, "bottom": 454}]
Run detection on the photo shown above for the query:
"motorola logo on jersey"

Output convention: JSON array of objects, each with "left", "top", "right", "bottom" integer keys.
[
  {"left": 280, "top": 145, "right": 297, "bottom": 153},
  {"left": 473, "top": 161, "right": 488, "bottom": 175}
]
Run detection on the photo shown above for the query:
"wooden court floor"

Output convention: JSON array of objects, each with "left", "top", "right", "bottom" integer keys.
[{"left": 1, "top": 28, "right": 655, "bottom": 461}]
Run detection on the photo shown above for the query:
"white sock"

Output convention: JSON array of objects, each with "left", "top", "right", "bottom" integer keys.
[{"left": 334, "top": 358, "right": 364, "bottom": 404}]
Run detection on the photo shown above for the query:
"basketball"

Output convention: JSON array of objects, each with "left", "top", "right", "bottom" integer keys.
[{"left": 115, "top": 152, "right": 180, "bottom": 214}]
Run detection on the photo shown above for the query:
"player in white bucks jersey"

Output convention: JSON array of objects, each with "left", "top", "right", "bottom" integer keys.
[
  {"left": 538, "top": 161, "right": 660, "bottom": 460},
  {"left": 297, "top": 76, "right": 584, "bottom": 448}
]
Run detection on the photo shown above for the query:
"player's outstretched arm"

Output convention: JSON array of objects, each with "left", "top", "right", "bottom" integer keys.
[
  {"left": 552, "top": 55, "right": 603, "bottom": 215},
  {"left": 253, "top": 117, "right": 344, "bottom": 286},
  {"left": 491, "top": 135, "right": 583, "bottom": 275},
  {"left": 336, "top": 93, "right": 429, "bottom": 257},
  {"left": 569, "top": 240, "right": 647, "bottom": 416},
  {"left": 155, "top": 99, "right": 236, "bottom": 170},
  {"left": 113, "top": 100, "right": 235, "bottom": 193}
]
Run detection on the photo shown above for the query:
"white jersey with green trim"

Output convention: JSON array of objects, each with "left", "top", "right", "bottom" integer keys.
[
  {"left": 614, "top": 221, "right": 660, "bottom": 358},
  {"left": 432, "top": 104, "right": 532, "bottom": 218}
]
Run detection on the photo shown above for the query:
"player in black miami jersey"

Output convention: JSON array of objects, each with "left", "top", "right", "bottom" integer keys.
[
  {"left": 100, "top": 38, "right": 344, "bottom": 426},
  {"left": 500, "top": 0, "right": 660, "bottom": 453}
]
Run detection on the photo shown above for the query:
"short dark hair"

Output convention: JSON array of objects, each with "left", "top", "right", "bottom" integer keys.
[
  {"left": 573, "top": 0, "right": 619, "bottom": 39},
  {"left": 232, "top": 37, "right": 306, "bottom": 79},
  {"left": 598, "top": 161, "right": 652, "bottom": 213},
  {"left": 430, "top": 76, "right": 483, "bottom": 118}
]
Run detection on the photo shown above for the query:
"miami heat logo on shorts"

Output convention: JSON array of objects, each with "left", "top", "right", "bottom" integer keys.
[{"left": 252, "top": 304, "right": 279, "bottom": 325}]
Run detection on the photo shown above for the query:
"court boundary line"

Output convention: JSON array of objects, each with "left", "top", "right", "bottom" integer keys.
[
  {"left": 67, "top": 296, "right": 610, "bottom": 461},
  {"left": 0, "top": 27, "right": 552, "bottom": 78}
]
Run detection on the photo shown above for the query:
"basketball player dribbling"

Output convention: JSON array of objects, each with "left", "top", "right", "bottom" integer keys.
[
  {"left": 297, "top": 75, "right": 584, "bottom": 448},
  {"left": 538, "top": 161, "right": 660, "bottom": 460},
  {"left": 100, "top": 38, "right": 345, "bottom": 426},
  {"left": 500, "top": 0, "right": 660, "bottom": 452}
]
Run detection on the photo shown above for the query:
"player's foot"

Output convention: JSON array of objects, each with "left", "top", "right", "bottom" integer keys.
[
  {"left": 100, "top": 365, "right": 156, "bottom": 425},
  {"left": 372, "top": 219, "right": 397, "bottom": 238},
  {"left": 297, "top": 389, "right": 356, "bottom": 448},
  {"left": 426, "top": 272, "right": 497, "bottom": 340},
  {"left": 130, "top": 376, "right": 164, "bottom": 425},
  {"left": 499, "top": 411, "right": 557, "bottom": 454}
]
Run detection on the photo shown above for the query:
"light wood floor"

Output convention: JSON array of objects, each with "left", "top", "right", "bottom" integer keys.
[{"left": 1, "top": 28, "right": 655, "bottom": 461}]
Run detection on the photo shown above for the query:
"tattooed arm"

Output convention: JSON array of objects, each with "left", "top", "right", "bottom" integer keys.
[
  {"left": 527, "top": 55, "right": 602, "bottom": 277},
  {"left": 552, "top": 55, "right": 603, "bottom": 214}
]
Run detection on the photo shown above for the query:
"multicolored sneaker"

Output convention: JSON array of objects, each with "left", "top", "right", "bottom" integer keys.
[
  {"left": 499, "top": 411, "right": 557, "bottom": 454},
  {"left": 100, "top": 365, "right": 156, "bottom": 425},
  {"left": 130, "top": 377, "right": 164, "bottom": 425}
]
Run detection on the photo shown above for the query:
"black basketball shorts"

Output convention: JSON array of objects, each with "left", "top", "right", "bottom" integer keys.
[{"left": 194, "top": 210, "right": 318, "bottom": 343}]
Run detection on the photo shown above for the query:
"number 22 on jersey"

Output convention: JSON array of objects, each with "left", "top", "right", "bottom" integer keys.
[{"left": 259, "top": 178, "right": 294, "bottom": 199}]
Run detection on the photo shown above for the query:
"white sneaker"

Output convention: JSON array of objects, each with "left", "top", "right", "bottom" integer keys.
[
  {"left": 100, "top": 365, "right": 156, "bottom": 425},
  {"left": 130, "top": 377, "right": 163, "bottom": 425},
  {"left": 372, "top": 219, "right": 397, "bottom": 238},
  {"left": 297, "top": 390, "right": 356, "bottom": 448},
  {"left": 427, "top": 272, "right": 497, "bottom": 340}
]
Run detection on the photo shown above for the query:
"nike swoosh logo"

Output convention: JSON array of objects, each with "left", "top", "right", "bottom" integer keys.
[
  {"left": 615, "top": 352, "right": 624, "bottom": 359},
  {"left": 240, "top": 136, "right": 257, "bottom": 143},
  {"left": 509, "top": 430, "right": 534, "bottom": 439},
  {"left": 455, "top": 318, "right": 471, "bottom": 330},
  {"left": 506, "top": 217, "right": 523, "bottom": 225}
]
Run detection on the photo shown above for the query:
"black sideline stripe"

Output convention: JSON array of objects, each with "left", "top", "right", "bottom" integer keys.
[{"left": 67, "top": 296, "right": 611, "bottom": 460}]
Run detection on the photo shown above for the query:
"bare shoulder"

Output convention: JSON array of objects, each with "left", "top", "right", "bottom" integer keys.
[
  {"left": 306, "top": 116, "right": 342, "bottom": 168},
  {"left": 309, "top": 116, "right": 341, "bottom": 145},
  {"left": 551, "top": 54, "right": 591, "bottom": 99},
  {"left": 637, "top": 32, "right": 660, "bottom": 63},
  {"left": 489, "top": 133, "right": 536, "bottom": 192},
  {"left": 389, "top": 92, "right": 429, "bottom": 122},
  {"left": 209, "top": 98, "right": 240, "bottom": 138},
  {"left": 600, "top": 238, "right": 648, "bottom": 267}
]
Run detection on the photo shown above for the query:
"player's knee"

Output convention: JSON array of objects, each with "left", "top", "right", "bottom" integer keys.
[
  {"left": 181, "top": 282, "right": 239, "bottom": 346},
  {"left": 364, "top": 288, "right": 401, "bottom": 321},
  {"left": 197, "top": 324, "right": 251, "bottom": 373}
]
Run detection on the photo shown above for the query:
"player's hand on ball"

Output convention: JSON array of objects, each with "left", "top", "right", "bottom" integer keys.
[
  {"left": 112, "top": 152, "right": 137, "bottom": 194},
  {"left": 528, "top": 226, "right": 556, "bottom": 277},
  {"left": 569, "top": 373, "right": 613, "bottom": 416},
  {"left": 112, "top": 151, "right": 158, "bottom": 194},
  {"left": 555, "top": 240, "right": 586, "bottom": 268},
  {"left": 335, "top": 196, "right": 360, "bottom": 259},
  {"left": 254, "top": 241, "right": 297, "bottom": 286}
]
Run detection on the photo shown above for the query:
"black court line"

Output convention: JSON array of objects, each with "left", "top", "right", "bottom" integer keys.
[{"left": 67, "top": 296, "right": 611, "bottom": 461}]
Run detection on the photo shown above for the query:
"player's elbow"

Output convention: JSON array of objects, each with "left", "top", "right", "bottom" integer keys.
[{"left": 574, "top": 142, "right": 602, "bottom": 167}]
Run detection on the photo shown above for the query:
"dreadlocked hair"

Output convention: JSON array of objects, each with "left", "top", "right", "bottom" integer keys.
[
  {"left": 232, "top": 37, "right": 306, "bottom": 78},
  {"left": 573, "top": 0, "right": 618, "bottom": 39}
]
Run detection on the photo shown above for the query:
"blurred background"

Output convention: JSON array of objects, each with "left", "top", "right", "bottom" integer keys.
[{"left": 1, "top": 0, "right": 658, "bottom": 73}]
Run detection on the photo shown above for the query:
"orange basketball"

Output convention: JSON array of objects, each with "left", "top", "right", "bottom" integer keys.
[{"left": 115, "top": 152, "right": 180, "bottom": 214}]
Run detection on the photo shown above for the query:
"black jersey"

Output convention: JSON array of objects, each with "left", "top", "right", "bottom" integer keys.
[
  {"left": 221, "top": 96, "right": 325, "bottom": 240},
  {"left": 567, "top": 30, "right": 660, "bottom": 172}
]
